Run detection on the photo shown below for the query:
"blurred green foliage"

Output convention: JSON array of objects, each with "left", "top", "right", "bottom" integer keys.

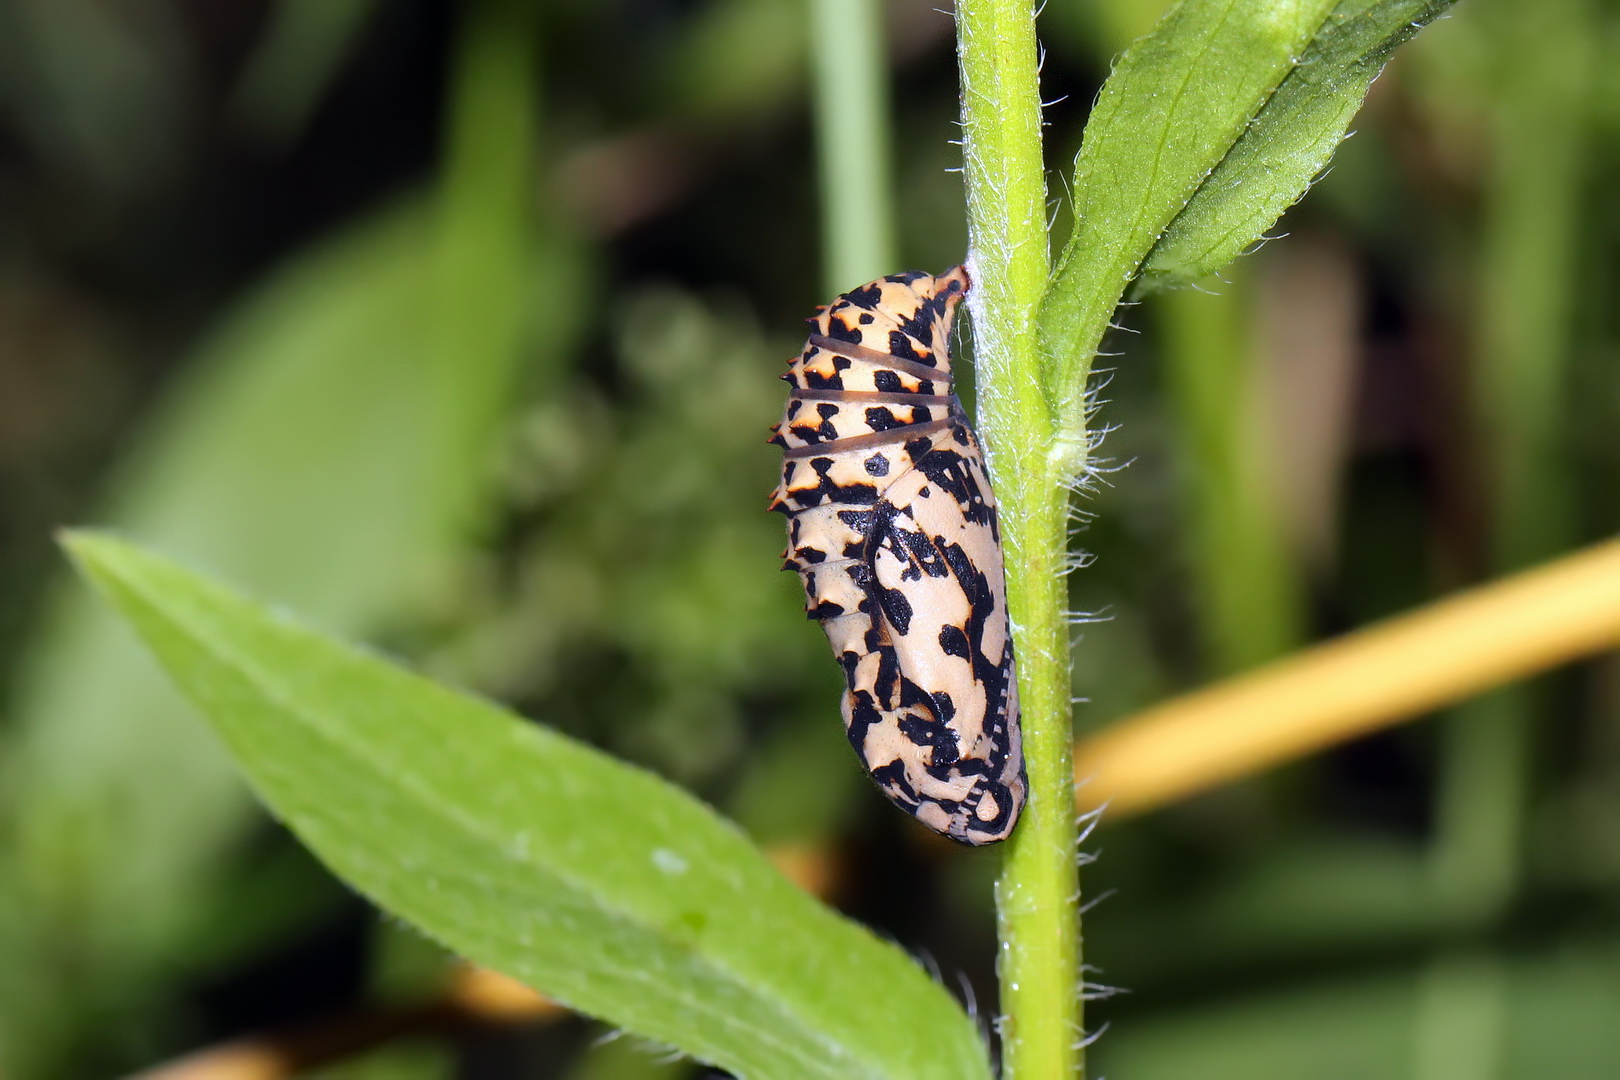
[{"left": 2, "top": 0, "right": 1619, "bottom": 1077}]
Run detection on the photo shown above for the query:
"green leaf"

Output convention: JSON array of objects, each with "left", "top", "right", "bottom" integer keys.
[
  {"left": 1138, "top": 0, "right": 1456, "bottom": 291},
  {"left": 1037, "top": 0, "right": 1454, "bottom": 422},
  {"left": 62, "top": 532, "right": 992, "bottom": 1080}
]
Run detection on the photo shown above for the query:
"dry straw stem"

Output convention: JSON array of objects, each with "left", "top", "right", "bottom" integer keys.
[{"left": 1076, "top": 537, "right": 1620, "bottom": 818}]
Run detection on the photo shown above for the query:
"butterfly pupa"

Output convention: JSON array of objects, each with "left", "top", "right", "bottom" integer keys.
[{"left": 768, "top": 267, "right": 1025, "bottom": 845}]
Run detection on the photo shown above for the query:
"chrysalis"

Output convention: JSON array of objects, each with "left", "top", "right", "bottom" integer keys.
[{"left": 768, "top": 267, "right": 1025, "bottom": 845}]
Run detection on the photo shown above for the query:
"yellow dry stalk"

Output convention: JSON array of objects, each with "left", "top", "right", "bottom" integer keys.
[{"left": 1075, "top": 537, "right": 1620, "bottom": 818}]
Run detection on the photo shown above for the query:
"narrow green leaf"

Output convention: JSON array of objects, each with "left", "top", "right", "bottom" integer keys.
[
  {"left": 62, "top": 532, "right": 992, "bottom": 1080},
  {"left": 1038, "top": 0, "right": 1453, "bottom": 434},
  {"left": 229, "top": 0, "right": 381, "bottom": 143},
  {"left": 1139, "top": 0, "right": 1457, "bottom": 291}
]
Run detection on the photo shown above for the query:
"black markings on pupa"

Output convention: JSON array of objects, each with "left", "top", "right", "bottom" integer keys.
[{"left": 767, "top": 266, "right": 1026, "bottom": 845}]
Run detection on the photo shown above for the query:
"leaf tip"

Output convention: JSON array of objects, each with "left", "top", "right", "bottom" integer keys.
[
  {"left": 60, "top": 520, "right": 128, "bottom": 550},
  {"left": 57, "top": 526, "right": 110, "bottom": 572},
  {"left": 56, "top": 528, "right": 144, "bottom": 603}
]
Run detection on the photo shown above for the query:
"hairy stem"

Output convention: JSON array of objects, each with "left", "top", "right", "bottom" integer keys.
[{"left": 956, "top": 1, "right": 1082, "bottom": 1077}]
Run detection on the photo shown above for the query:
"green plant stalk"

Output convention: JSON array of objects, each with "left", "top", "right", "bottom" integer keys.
[
  {"left": 433, "top": 0, "right": 541, "bottom": 532},
  {"left": 1419, "top": 2, "right": 1591, "bottom": 1076},
  {"left": 1474, "top": 0, "right": 1588, "bottom": 571},
  {"left": 1435, "top": 0, "right": 1591, "bottom": 958},
  {"left": 1158, "top": 272, "right": 1302, "bottom": 676},
  {"left": 809, "top": 0, "right": 897, "bottom": 292},
  {"left": 956, "top": 2, "right": 1081, "bottom": 1078}
]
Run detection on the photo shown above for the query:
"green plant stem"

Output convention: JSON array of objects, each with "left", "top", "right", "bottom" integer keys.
[
  {"left": 1474, "top": 0, "right": 1588, "bottom": 570},
  {"left": 809, "top": 0, "right": 897, "bottom": 292},
  {"left": 434, "top": 0, "right": 541, "bottom": 529},
  {"left": 1158, "top": 272, "right": 1302, "bottom": 676},
  {"left": 1418, "top": 3, "right": 1591, "bottom": 1077},
  {"left": 956, "top": 2, "right": 1081, "bottom": 1078},
  {"left": 1440, "top": 0, "right": 1590, "bottom": 948}
]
